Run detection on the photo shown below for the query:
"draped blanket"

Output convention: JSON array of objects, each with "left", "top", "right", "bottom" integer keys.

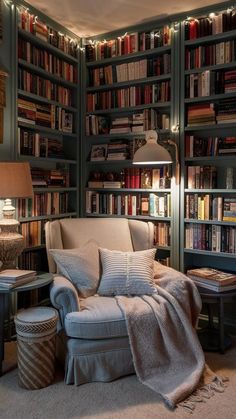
[{"left": 116, "top": 262, "right": 227, "bottom": 411}]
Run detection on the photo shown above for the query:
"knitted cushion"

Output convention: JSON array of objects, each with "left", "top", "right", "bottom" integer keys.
[
  {"left": 97, "top": 248, "right": 157, "bottom": 296},
  {"left": 50, "top": 240, "right": 100, "bottom": 297}
]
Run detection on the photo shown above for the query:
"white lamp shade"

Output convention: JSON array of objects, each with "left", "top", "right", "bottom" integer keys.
[{"left": 133, "top": 130, "right": 172, "bottom": 165}]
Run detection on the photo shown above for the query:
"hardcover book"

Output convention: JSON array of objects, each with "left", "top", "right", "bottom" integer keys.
[{"left": 187, "top": 267, "right": 236, "bottom": 286}]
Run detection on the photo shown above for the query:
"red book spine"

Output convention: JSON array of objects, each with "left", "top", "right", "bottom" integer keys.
[{"left": 130, "top": 168, "right": 135, "bottom": 189}]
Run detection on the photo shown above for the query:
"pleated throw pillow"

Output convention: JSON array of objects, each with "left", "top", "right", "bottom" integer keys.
[
  {"left": 97, "top": 247, "right": 157, "bottom": 296},
  {"left": 49, "top": 240, "right": 100, "bottom": 297}
]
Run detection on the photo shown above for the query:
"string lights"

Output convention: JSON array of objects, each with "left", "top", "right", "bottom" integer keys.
[{"left": 3, "top": 2, "right": 236, "bottom": 54}]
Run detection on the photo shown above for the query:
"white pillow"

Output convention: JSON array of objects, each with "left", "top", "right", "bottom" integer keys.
[
  {"left": 49, "top": 240, "right": 100, "bottom": 297},
  {"left": 97, "top": 247, "right": 157, "bottom": 296}
]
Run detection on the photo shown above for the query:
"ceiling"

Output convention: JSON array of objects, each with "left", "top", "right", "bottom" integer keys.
[{"left": 26, "top": 0, "right": 229, "bottom": 38}]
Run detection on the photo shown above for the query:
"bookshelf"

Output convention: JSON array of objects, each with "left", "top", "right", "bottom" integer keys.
[
  {"left": 82, "top": 21, "right": 180, "bottom": 268},
  {"left": 180, "top": 4, "right": 236, "bottom": 275},
  {"left": 15, "top": 5, "right": 80, "bottom": 271}
]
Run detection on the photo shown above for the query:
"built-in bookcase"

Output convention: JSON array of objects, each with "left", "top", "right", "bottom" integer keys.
[
  {"left": 2, "top": 0, "right": 236, "bottom": 276},
  {"left": 82, "top": 22, "right": 180, "bottom": 268},
  {"left": 180, "top": 4, "right": 236, "bottom": 275},
  {"left": 14, "top": 5, "right": 80, "bottom": 270}
]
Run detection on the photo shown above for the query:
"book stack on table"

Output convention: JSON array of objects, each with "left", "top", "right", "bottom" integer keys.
[
  {"left": 0, "top": 269, "right": 37, "bottom": 289},
  {"left": 187, "top": 267, "right": 236, "bottom": 292}
]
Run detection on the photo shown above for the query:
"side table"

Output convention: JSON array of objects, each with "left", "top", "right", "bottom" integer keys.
[
  {"left": 0, "top": 272, "right": 53, "bottom": 376},
  {"left": 197, "top": 286, "right": 236, "bottom": 354}
]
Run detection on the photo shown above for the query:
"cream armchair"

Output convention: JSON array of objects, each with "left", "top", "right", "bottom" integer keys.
[{"left": 45, "top": 217, "right": 154, "bottom": 385}]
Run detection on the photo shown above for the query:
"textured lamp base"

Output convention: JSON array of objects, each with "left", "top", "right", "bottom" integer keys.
[{"left": 0, "top": 220, "right": 25, "bottom": 270}]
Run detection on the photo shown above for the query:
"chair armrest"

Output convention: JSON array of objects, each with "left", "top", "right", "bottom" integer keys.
[{"left": 50, "top": 275, "right": 80, "bottom": 329}]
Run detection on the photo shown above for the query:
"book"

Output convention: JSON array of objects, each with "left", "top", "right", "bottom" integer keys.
[
  {"left": 0, "top": 275, "right": 36, "bottom": 288},
  {"left": 187, "top": 267, "right": 236, "bottom": 286},
  {"left": 103, "top": 181, "right": 121, "bottom": 188},
  {"left": 0, "top": 269, "right": 37, "bottom": 282},
  {"left": 190, "top": 277, "right": 236, "bottom": 292}
]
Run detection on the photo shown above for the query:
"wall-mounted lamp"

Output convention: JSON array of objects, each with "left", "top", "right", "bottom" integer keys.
[{"left": 132, "top": 130, "right": 180, "bottom": 184}]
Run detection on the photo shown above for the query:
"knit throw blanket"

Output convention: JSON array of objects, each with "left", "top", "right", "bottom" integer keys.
[{"left": 116, "top": 262, "right": 227, "bottom": 411}]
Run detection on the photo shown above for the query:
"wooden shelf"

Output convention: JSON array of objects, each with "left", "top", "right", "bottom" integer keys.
[
  {"left": 87, "top": 102, "right": 171, "bottom": 115},
  {"left": 19, "top": 212, "right": 77, "bottom": 222},
  {"left": 86, "top": 45, "right": 171, "bottom": 67},
  {"left": 18, "top": 59, "right": 78, "bottom": 88},
  {"left": 184, "top": 29, "right": 236, "bottom": 46},
  {"left": 86, "top": 74, "right": 171, "bottom": 92},
  {"left": 18, "top": 29, "right": 78, "bottom": 63},
  {"left": 18, "top": 89, "right": 77, "bottom": 112}
]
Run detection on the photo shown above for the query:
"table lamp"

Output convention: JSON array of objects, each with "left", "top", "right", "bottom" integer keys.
[{"left": 0, "top": 162, "right": 33, "bottom": 270}]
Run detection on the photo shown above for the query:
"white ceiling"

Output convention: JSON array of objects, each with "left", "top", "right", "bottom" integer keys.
[{"left": 26, "top": 0, "right": 229, "bottom": 38}]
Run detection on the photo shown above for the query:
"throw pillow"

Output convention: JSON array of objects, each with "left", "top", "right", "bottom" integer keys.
[
  {"left": 49, "top": 240, "right": 100, "bottom": 297},
  {"left": 97, "top": 247, "right": 157, "bottom": 296}
]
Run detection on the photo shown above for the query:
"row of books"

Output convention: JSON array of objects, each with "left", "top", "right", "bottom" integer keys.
[
  {"left": 86, "top": 191, "right": 171, "bottom": 217},
  {"left": 87, "top": 82, "right": 170, "bottom": 112},
  {"left": 223, "top": 197, "right": 236, "bottom": 221},
  {"left": 185, "top": 195, "right": 236, "bottom": 221},
  {"left": 88, "top": 167, "right": 171, "bottom": 189},
  {"left": 89, "top": 136, "right": 167, "bottom": 162},
  {"left": 18, "top": 10, "right": 78, "bottom": 57},
  {"left": 185, "top": 39, "right": 236, "bottom": 70},
  {"left": 185, "top": 70, "right": 236, "bottom": 98},
  {"left": 18, "top": 69, "right": 73, "bottom": 106},
  {"left": 18, "top": 38, "right": 77, "bottom": 83},
  {"left": 88, "top": 54, "right": 171, "bottom": 87},
  {"left": 85, "top": 26, "right": 171, "bottom": 61},
  {"left": 85, "top": 109, "right": 170, "bottom": 135},
  {"left": 185, "top": 223, "right": 236, "bottom": 253},
  {"left": 217, "top": 98, "right": 236, "bottom": 124},
  {"left": 90, "top": 142, "right": 130, "bottom": 161},
  {"left": 186, "top": 101, "right": 236, "bottom": 126},
  {"left": 187, "top": 267, "right": 236, "bottom": 292},
  {"left": 18, "top": 128, "right": 65, "bottom": 158},
  {"left": 153, "top": 223, "right": 171, "bottom": 246},
  {"left": 18, "top": 99, "right": 74, "bottom": 132},
  {"left": 31, "top": 167, "right": 70, "bottom": 188},
  {"left": 89, "top": 138, "right": 157, "bottom": 162},
  {"left": 157, "top": 257, "right": 170, "bottom": 266},
  {"left": 0, "top": 269, "right": 37, "bottom": 289},
  {"left": 185, "top": 136, "right": 236, "bottom": 157},
  {"left": 187, "top": 165, "right": 217, "bottom": 189},
  {"left": 18, "top": 192, "right": 69, "bottom": 217},
  {"left": 184, "top": 10, "right": 236, "bottom": 40},
  {"left": 21, "top": 220, "right": 45, "bottom": 248}
]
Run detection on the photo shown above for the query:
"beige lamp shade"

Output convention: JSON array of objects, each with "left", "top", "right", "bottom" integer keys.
[
  {"left": 0, "top": 162, "right": 33, "bottom": 269},
  {"left": 0, "top": 162, "right": 33, "bottom": 198}
]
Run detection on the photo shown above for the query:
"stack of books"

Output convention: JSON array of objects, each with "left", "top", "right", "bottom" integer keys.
[
  {"left": 187, "top": 267, "right": 236, "bottom": 292},
  {"left": 0, "top": 269, "right": 37, "bottom": 289},
  {"left": 187, "top": 103, "right": 216, "bottom": 126}
]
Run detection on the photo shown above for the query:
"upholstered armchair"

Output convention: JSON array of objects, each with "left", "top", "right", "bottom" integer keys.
[{"left": 45, "top": 217, "right": 155, "bottom": 385}]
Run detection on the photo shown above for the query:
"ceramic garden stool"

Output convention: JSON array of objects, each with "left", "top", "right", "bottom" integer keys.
[{"left": 14, "top": 307, "right": 58, "bottom": 389}]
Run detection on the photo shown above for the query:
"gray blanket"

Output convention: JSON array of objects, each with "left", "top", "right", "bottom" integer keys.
[{"left": 117, "top": 262, "right": 226, "bottom": 410}]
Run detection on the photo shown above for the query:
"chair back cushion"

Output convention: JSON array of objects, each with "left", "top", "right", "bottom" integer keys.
[{"left": 46, "top": 218, "right": 134, "bottom": 273}]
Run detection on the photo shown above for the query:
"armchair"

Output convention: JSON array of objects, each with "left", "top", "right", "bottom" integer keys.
[{"left": 45, "top": 217, "right": 155, "bottom": 385}]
